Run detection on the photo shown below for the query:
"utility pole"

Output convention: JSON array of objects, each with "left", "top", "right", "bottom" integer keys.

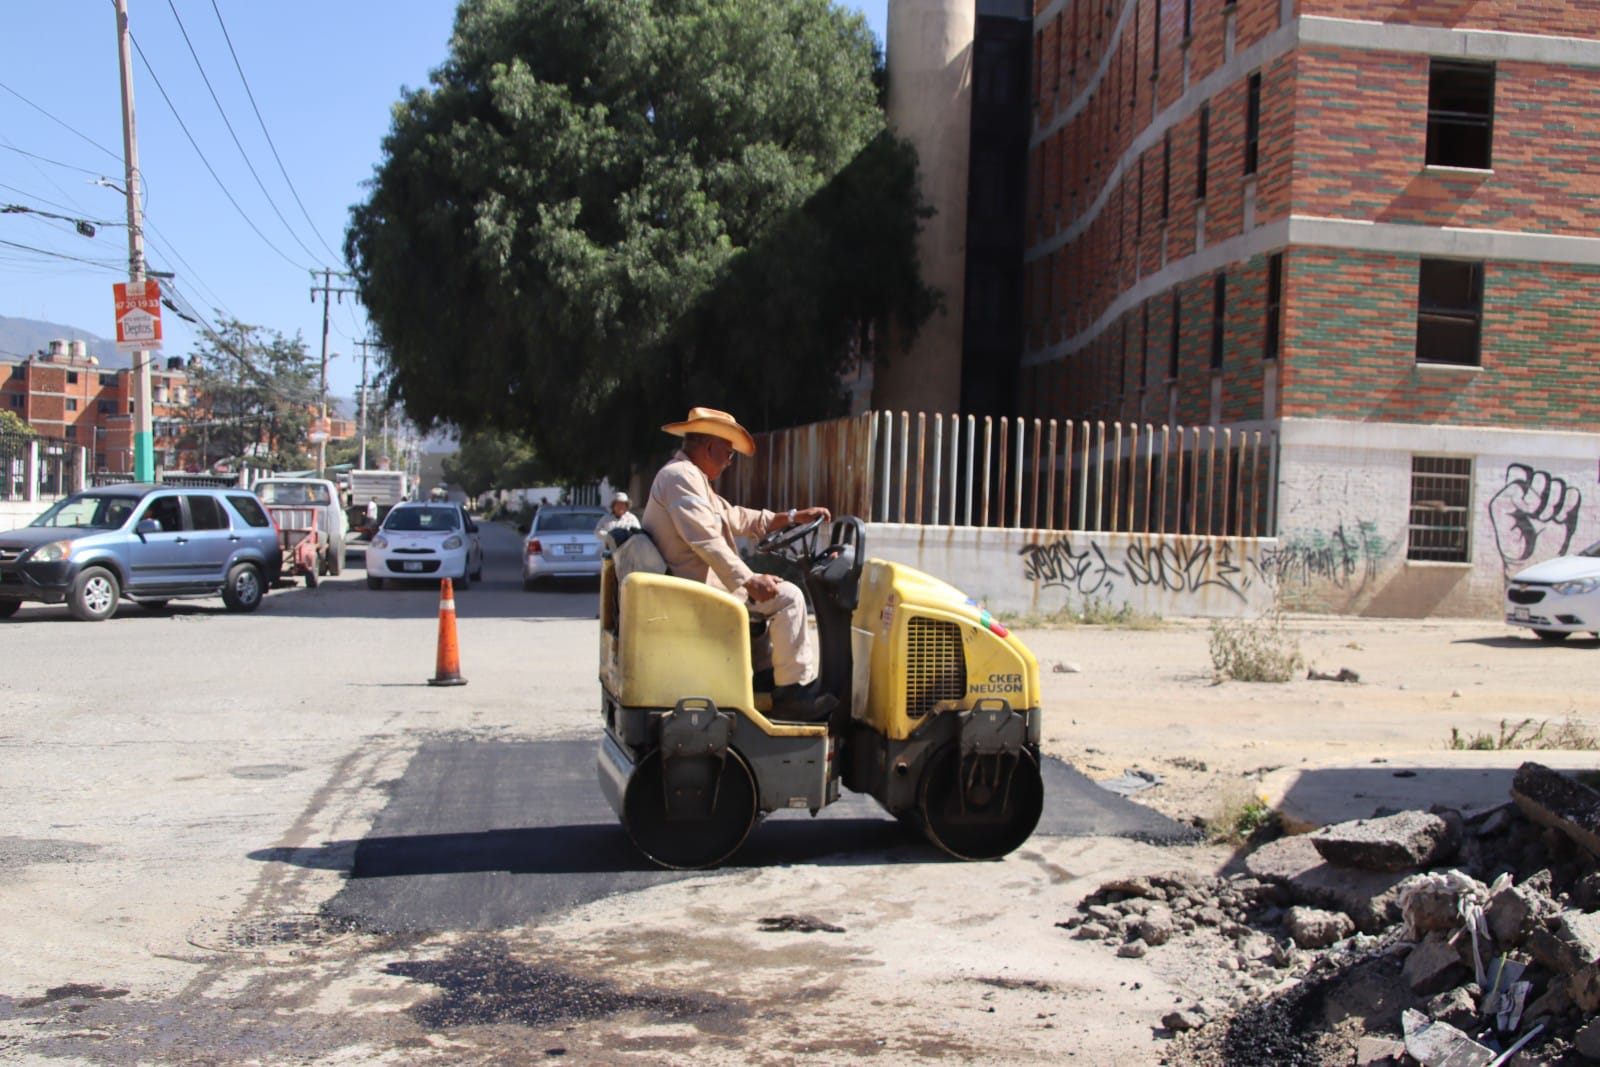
[
  {"left": 354, "top": 337, "right": 377, "bottom": 469},
  {"left": 114, "top": 0, "right": 153, "bottom": 480},
  {"left": 309, "top": 268, "right": 354, "bottom": 477}
]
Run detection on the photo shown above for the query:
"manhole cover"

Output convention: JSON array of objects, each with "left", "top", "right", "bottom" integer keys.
[{"left": 188, "top": 912, "right": 357, "bottom": 954}]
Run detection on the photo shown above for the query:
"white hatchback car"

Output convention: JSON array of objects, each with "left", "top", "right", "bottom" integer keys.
[
  {"left": 1505, "top": 540, "right": 1600, "bottom": 642},
  {"left": 366, "top": 502, "right": 483, "bottom": 590},
  {"left": 522, "top": 505, "right": 607, "bottom": 589}
]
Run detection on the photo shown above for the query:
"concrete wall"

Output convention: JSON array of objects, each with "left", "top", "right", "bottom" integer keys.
[
  {"left": 1, "top": 499, "right": 51, "bottom": 530},
  {"left": 866, "top": 523, "right": 1277, "bottom": 618},
  {"left": 1274, "top": 418, "right": 1600, "bottom": 618}
]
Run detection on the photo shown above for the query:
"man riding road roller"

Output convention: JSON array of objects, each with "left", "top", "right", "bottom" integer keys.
[
  {"left": 598, "top": 405, "right": 1045, "bottom": 869},
  {"left": 641, "top": 407, "right": 836, "bottom": 722}
]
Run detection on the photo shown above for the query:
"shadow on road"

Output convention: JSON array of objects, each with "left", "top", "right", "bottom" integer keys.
[{"left": 254, "top": 739, "right": 1195, "bottom": 933}]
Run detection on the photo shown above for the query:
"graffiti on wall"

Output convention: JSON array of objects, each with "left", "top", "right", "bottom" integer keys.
[
  {"left": 1256, "top": 520, "right": 1388, "bottom": 591},
  {"left": 1018, "top": 536, "right": 1253, "bottom": 601},
  {"left": 1489, "top": 463, "right": 1581, "bottom": 574}
]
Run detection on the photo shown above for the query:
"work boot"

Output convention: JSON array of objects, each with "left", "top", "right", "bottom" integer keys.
[{"left": 769, "top": 679, "right": 838, "bottom": 722}]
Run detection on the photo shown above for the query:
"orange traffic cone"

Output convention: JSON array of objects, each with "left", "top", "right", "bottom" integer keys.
[{"left": 428, "top": 577, "right": 468, "bottom": 687}]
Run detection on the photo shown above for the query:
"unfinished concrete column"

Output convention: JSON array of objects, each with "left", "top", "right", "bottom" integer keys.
[{"left": 876, "top": 0, "right": 973, "bottom": 417}]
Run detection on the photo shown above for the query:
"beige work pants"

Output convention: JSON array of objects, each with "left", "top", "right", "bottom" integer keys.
[{"left": 744, "top": 578, "right": 818, "bottom": 688}]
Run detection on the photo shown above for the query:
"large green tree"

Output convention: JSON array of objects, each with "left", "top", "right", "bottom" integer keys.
[{"left": 347, "top": 0, "right": 932, "bottom": 483}]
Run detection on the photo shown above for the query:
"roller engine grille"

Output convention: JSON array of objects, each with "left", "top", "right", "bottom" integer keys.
[{"left": 905, "top": 616, "right": 967, "bottom": 717}]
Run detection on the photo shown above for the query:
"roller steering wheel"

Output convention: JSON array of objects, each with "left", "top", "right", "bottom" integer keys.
[{"left": 756, "top": 514, "right": 826, "bottom": 557}]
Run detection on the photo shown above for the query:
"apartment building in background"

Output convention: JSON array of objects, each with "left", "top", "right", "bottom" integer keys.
[
  {"left": 877, "top": 0, "right": 1600, "bottom": 617},
  {"left": 1, "top": 340, "right": 195, "bottom": 474},
  {"left": 1, "top": 339, "right": 356, "bottom": 475}
]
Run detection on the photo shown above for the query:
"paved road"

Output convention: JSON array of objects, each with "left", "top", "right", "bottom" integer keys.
[{"left": 0, "top": 519, "right": 1194, "bottom": 1066}]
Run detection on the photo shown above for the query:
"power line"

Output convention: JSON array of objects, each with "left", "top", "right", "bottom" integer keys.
[
  {"left": 0, "top": 142, "right": 108, "bottom": 177},
  {"left": 161, "top": 0, "right": 323, "bottom": 265},
  {"left": 125, "top": 30, "right": 310, "bottom": 272},
  {"left": 208, "top": 0, "right": 344, "bottom": 264},
  {"left": 0, "top": 237, "right": 125, "bottom": 271},
  {"left": 0, "top": 79, "right": 124, "bottom": 162}
]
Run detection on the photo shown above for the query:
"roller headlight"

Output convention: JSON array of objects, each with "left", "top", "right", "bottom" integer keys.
[
  {"left": 27, "top": 540, "right": 73, "bottom": 563},
  {"left": 1553, "top": 577, "right": 1600, "bottom": 597}
]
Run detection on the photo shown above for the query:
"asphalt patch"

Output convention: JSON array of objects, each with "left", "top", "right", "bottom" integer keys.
[{"left": 310, "top": 738, "right": 1194, "bottom": 934}]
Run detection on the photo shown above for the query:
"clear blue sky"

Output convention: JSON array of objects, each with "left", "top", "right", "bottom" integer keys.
[{"left": 1, "top": 1, "right": 889, "bottom": 403}]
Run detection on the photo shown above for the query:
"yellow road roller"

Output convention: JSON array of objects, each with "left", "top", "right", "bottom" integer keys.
[{"left": 597, "top": 516, "right": 1044, "bottom": 869}]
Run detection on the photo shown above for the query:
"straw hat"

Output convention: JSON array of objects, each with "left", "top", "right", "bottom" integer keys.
[{"left": 661, "top": 406, "right": 755, "bottom": 456}]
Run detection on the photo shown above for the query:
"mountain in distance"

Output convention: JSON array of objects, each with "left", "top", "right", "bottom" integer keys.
[{"left": 0, "top": 315, "right": 129, "bottom": 369}]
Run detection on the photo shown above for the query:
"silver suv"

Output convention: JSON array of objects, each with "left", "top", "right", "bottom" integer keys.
[{"left": 0, "top": 484, "right": 284, "bottom": 621}]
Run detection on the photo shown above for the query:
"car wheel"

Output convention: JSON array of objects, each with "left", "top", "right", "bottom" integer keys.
[
  {"left": 69, "top": 566, "right": 120, "bottom": 622},
  {"left": 523, "top": 576, "right": 538, "bottom": 592},
  {"left": 366, "top": 575, "right": 383, "bottom": 590},
  {"left": 455, "top": 570, "right": 470, "bottom": 591},
  {"left": 0, "top": 599, "right": 21, "bottom": 619},
  {"left": 222, "top": 562, "right": 265, "bottom": 612},
  {"left": 1534, "top": 629, "right": 1570, "bottom": 643},
  {"left": 327, "top": 544, "right": 343, "bottom": 577}
]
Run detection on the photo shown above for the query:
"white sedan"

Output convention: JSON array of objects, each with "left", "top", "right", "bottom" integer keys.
[
  {"left": 1505, "top": 540, "right": 1600, "bottom": 641},
  {"left": 366, "top": 502, "right": 484, "bottom": 590}
]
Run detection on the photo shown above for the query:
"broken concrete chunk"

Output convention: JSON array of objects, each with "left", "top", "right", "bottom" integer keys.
[
  {"left": 1401, "top": 1008, "right": 1495, "bottom": 1067},
  {"left": 1132, "top": 907, "right": 1176, "bottom": 947},
  {"left": 1245, "top": 833, "right": 1413, "bottom": 933},
  {"left": 1425, "top": 985, "right": 1480, "bottom": 1030},
  {"left": 1511, "top": 762, "right": 1600, "bottom": 860},
  {"left": 1398, "top": 870, "right": 1488, "bottom": 937},
  {"left": 1554, "top": 911, "right": 1600, "bottom": 971},
  {"left": 1573, "top": 1016, "right": 1600, "bottom": 1060},
  {"left": 1116, "top": 939, "right": 1148, "bottom": 959},
  {"left": 1569, "top": 961, "right": 1600, "bottom": 1014},
  {"left": 1485, "top": 882, "right": 1547, "bottom": 948},
  {"left": 1285, "top": 905, "right": 1355, "bottom": 949},
  {"left": 1098, "top": 874, "right": 1159, "bottom": 899},
  {"left": 1312, "top": 811, "right": 1459, "bottom": 872},
  {"left": 1355, "top": 1035, "right": 1407, "bottom": 1065},
  {"left": 1161, "top": 1008, "right": 1206, "bottom": 1031},
  {"left": 1404, "top": 932, "right": 1471, "bottom": 996}
]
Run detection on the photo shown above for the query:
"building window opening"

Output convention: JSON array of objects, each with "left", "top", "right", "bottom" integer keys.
[
  {"left": 1416, "top": 259, "right": 1483, "bottom": 366},
  {"left": 1196, "top": 103, "right": 1209, "bottom": 198},
  {"left": 1407, "top": 456, "right": 1472, "bottom": 563},
  {"left": 1427, "top": 60, "right": 1494, "bottom": 170},
  {"left": 1264, "top": 252, "right": 1283, "bottom": 360},
  {"left": 1244, "top": 72, "right": 1261, "bottom": 176},
  {"left": 1161, "top": 131, "right": 1171, "bottom": 221},
  {"left": 1210, "top": 273, "right": 1226, "bottom": 370},
  {"left": 1168, "top": 289, "right": 1181, "bottom": 379}
]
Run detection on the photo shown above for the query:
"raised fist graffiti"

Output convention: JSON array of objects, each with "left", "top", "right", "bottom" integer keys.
[{"left": 1489, "top": 463, "right": 1581, "bottom": 572}]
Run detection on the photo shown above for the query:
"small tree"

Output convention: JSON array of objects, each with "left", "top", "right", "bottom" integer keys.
[
  {"left": 0, "top": 410, "right": 35, "bottom": 438},
  {"left": 184, "top": 320, "right": 318, "bottom": 471}
]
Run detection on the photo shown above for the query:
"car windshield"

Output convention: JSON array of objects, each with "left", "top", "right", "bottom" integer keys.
[
  {"left": 383, "top": 506, "right": 461, "bottom": 533},
  {"left": 256, "top": 482, "right": 332, "bottom": 506},
  {"left": 537, "top": 511, "right": 606, "bottom": 533},
  {"left": 29, "top": 493, "right": 138, "bottom": 530}
]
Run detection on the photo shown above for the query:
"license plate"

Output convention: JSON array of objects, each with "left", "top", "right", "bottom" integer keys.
[
  {"left": 402, "top": 560, "right": 424, "bottom": 572},
  {"left": 1514, "top": 607, "right": 1530, "bottom": 621},
  {"left": 561, "top": 544, "right": 585, "bottom": 555}
]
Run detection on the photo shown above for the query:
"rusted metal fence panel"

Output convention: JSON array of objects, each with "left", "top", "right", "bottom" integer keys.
[{"left": 736, "top": 412, "right": 1277, "bottom": 537}]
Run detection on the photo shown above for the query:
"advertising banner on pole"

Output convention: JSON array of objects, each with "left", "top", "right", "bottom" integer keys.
[{"left": 113, "top": 279, "right": 163, "bottom": 352}]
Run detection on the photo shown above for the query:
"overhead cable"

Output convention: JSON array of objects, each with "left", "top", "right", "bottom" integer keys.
[
  {"left": 162, "top": 0, "right": 323, "bottom": 265},
  {"left": 208, "top": 0, "right": 344, "bottom": 264},
  {"left": 126, "top": 30, "right": 310, "bottom": 272}
]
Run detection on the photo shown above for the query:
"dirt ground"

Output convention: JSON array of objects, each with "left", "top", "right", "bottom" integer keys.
[{"left": 1027, "top": 615, "right": 1600, "bottom": 830}]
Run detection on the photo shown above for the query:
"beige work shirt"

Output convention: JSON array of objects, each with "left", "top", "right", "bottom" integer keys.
[{"left": 642, "top": 451, "right": 775, "bottom": 593}]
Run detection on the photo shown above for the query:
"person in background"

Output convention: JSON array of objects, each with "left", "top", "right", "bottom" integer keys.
[
  {"left": 364, "top": 497, "right": 378, "bottom": 529},
  {"left": 595, "top": 491, "right": 640, "bottom": 541}
]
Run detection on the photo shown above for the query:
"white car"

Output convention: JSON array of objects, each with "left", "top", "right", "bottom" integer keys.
[
  {"left": 367, "top": 502, "right": 483, "bottom": 590},
  {"left": 522, "top": 505, "right": 607, "bottom": 589},
  {"left": 1505, "top": 540, "right": 1600, "bottom": 642}
]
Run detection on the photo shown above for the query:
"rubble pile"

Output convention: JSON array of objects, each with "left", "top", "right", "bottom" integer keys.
[{"left": 1060, "top": 762, "right": 1600, "bottom": 1066}]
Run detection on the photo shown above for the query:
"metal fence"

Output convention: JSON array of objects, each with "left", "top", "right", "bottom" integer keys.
[
  {"left": 729, "top": 411, "right": 1278, "bottom": 538},
  {"left": 0, "top": 431, "right": 83, "bottom": 501}
]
